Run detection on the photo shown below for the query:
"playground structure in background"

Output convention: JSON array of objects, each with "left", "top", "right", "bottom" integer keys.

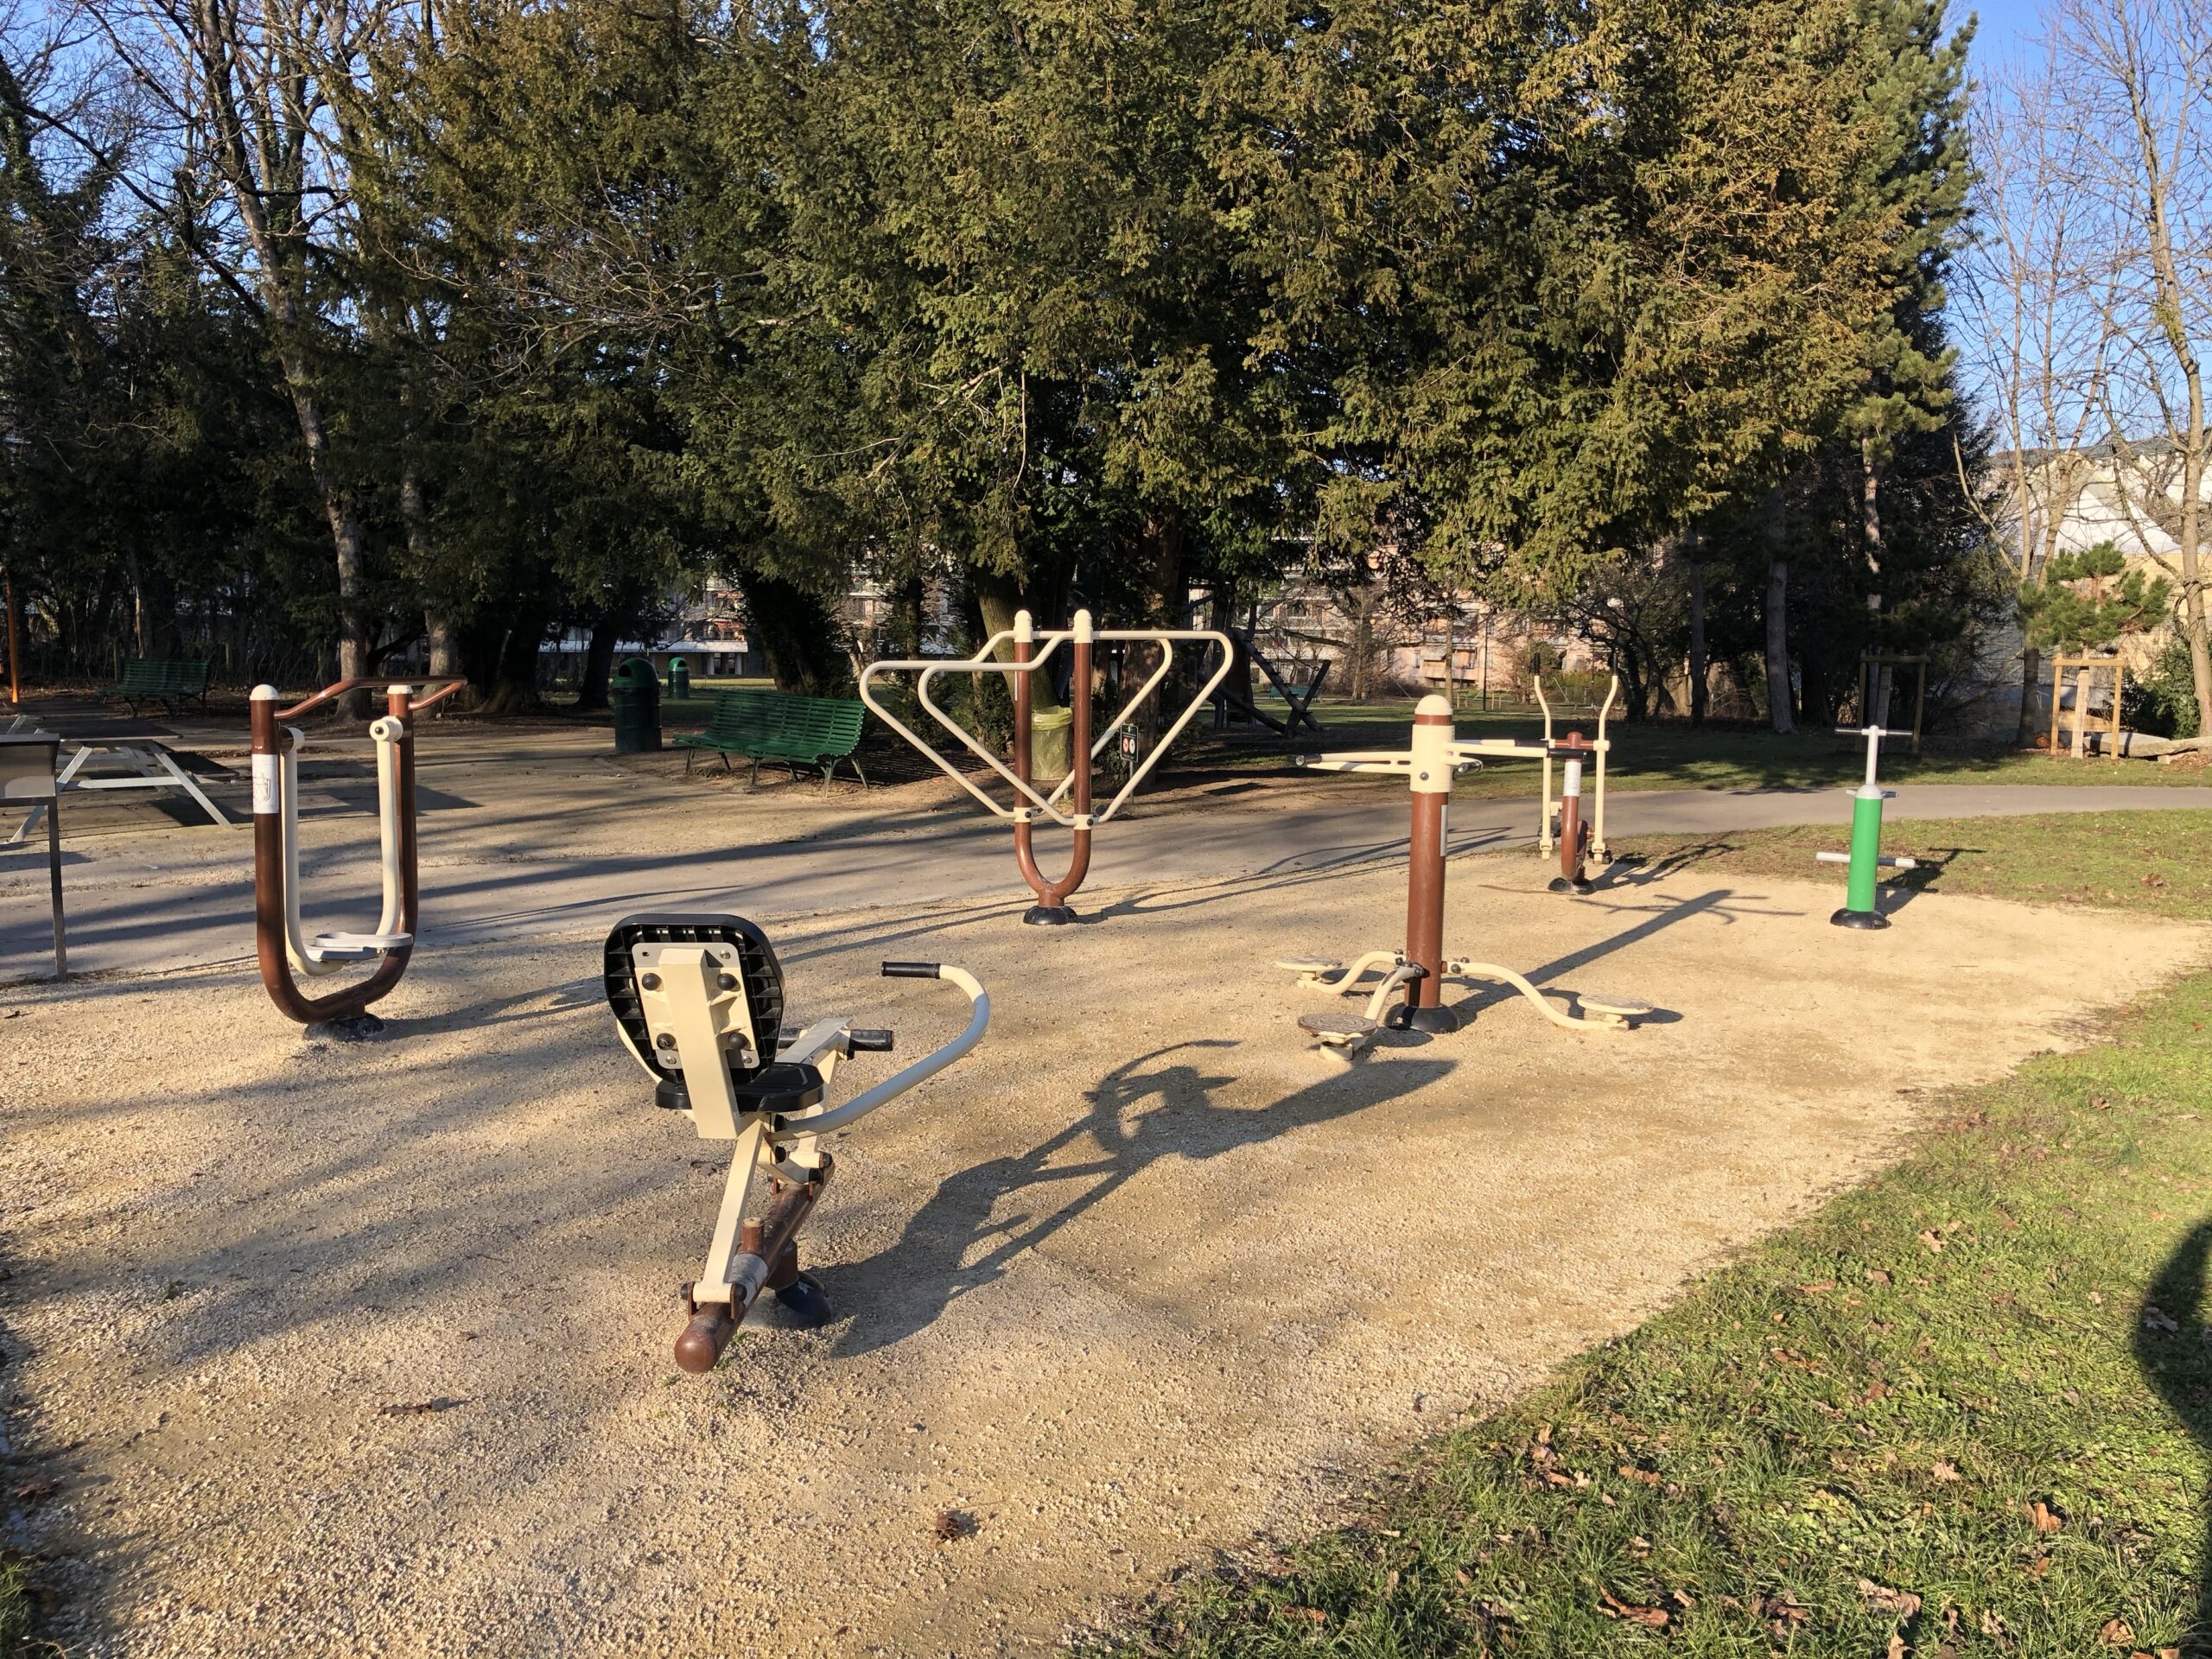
[
  {"left": 1818, "top": 724, "right": 1920, "bottom": 931},
  {"left": 860, "top": 610, "right": 1233, "bottom": 925},
  {"left": 251, "top": 677, "right": 465, "bottom": 1026},
  {"left": 2049, "top": 653, "right": 2126, "bottom": 761},
  {"left": 602, "top": 913, "right": 989, "bottom": 1373},
  {"left": 1277, "top": 689, "right": 1649, "bottom": 1056}
]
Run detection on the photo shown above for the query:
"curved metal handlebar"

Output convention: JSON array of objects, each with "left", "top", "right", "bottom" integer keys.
[
  {"left": 790, "top": 964, "right": 990, "bottom": 1136},
  {"left": 276, "top": 676, "right": 467, "bottom": 722}
]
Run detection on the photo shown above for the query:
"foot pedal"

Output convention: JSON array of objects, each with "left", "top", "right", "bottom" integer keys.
[
  {"left": 308, "top": 930, "right": 411, "bottom": 962},
  {"left": 1574, "top": 992, "right": 1653, "bottom": 1026},
  {"left": 1298, "top": 1011, "right": 1379, "bottom": 1047}
]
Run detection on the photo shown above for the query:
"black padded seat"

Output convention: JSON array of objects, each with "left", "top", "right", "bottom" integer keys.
[{"left": 734, "top": 1062, "right": 825, "bottom": 1114}]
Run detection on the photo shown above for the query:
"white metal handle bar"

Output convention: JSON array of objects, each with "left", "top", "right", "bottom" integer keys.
[
  {"left": 859, "top": 624, "right": 1234, "bottom": 828},
  {"left": 786, "top": 963, "right": 990, "bottom": 1136},
  {"left": 276, "top": 721, "right": 409, "bottom": 974}
]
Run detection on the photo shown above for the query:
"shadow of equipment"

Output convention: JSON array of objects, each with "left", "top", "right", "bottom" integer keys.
[
  {"left": 2139, "top": 1220, "right": 2212, "bottom": 1651},
  {"left": 823, "top": 1040, "right": 1454, "bottom": 1359}
]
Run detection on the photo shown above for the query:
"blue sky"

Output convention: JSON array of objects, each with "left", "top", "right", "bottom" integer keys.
[{"left": 1956, "top": 0, "right": 2045, "bottom": 74}]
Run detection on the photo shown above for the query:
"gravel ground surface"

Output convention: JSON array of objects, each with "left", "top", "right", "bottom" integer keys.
[{"left": 2, "top": 855, "right": 2203, "bottom": 1657}]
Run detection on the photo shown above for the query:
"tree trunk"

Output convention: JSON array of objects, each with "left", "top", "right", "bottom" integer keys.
[
  {"left": 1764, "top": 558, "right": 1795, "bottom": 734},
  {"left": 426, "top": 611, "right": 461, "bottom": 679},
  {"left": 739, "top": 570, "right": 849, "bottom": 696},
  {"left": 1861, "top": 440, "right": 1891, "bottom": 723},
  {"left": 1688, "top": 557, "right": 1708, "bottom": 726},
  {"left": 574, "top": 615, "right": 621, "bottom": 712},
  {"left": 2016, "top": 642, "right": 2042, "bottom": 748},
  {"left": 480, "top": 602, "right": 550, "bottom": 715}
]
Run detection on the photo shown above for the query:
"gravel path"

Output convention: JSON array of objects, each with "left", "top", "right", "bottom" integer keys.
[{"left": 3, "top": 855, "right": 2202, "bottom": 1656}]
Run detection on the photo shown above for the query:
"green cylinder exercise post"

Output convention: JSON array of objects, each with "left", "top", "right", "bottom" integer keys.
[{"left": 1821, "top": 725, "right": 1916, "bottom": 931}]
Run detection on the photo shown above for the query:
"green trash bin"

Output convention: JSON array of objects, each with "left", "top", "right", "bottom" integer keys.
[
  {"left": 610, "top": 657, "right": 663, "bottom": 754},
  {"left": 668, "top": 655, "right": 691, "bottom": 702}
]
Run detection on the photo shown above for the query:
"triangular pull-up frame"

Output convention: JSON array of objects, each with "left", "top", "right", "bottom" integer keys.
[{"left": 860, "top": 610, "right": 1232, "bottom": 924}]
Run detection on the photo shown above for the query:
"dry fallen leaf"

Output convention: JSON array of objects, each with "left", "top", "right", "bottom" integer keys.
[
  {"left": 1888, "top": 1636, "right": 1908, "bottom": 1659},
  {"left": 1618, "top": 1464, "right": 1662, "bottom": 1486},
  {"left": 930, "top": 1510, "right": 977, "bottom": 1543},
  {"left": 1930, "top": 1459, "right": 1961, "bottom": 1482},
  {"left": 2098, "top": 1618, "right": 2134, "bottom": 1646},
  {"left": 1859, "top": 1579, "right": 1923, "bottom": 1618},
  {"left": 2144, "top": 1306, "right": 2181, "bottom": 1334},
  {"left": 1866, "top": 1268, "right": 1893, "bottom": 1286},
  {"left": 1598, "top": 1588, "right": 1669, "bottom": 1628},
  {"left": 2026, "top": 1498, "right": 2064, "bottom": 1535},
  {"left": 1287, "top": 1606, "right": 1327, "bottom": 1625},
  {"left": 1919, "top": 1229, "right": 1945, "bottom": 1253}
]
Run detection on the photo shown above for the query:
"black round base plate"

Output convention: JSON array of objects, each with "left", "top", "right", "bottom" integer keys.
[
  {"left": 768, "top": 1274, "right": 835, "bottom": 1329},
  {"left": 1548, "top": 876, "right": 1596, "bottom": 896},
  {"left": 308, "top": 1012, "right": 386, "bottom": 1042},
  {"left": 1831, "top": 907, "right": 1890, "bottom": 931},
  {"left": 1389, "top": 1003, "right": 1461, "bottom": 1034},
  {"left": 1022, "top": 904, "right": 1077, "bottom": 926}
]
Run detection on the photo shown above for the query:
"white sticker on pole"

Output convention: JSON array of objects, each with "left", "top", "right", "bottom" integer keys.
[{"left": 252, "top": 753, "right": 280, "bottom": 815}]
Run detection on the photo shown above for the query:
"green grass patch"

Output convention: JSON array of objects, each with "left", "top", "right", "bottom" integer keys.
[
  {"left": 1624, "top": 810, "right": 2212, "bottom": 925},
  {"left": 1105, "top": 817, "right": 2212, "bottom": 1658},
  {"left": 0, "top": 1554, "right": 35, "bottom": 1659},
  {"left": 1190, "top": 702, "right": 2210, "bottom": 801}
]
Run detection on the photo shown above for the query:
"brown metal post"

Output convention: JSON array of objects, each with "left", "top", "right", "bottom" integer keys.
[
  {"left": 1011, "top": 611, "right": 1094, "bottom": 924},
  {"left": 1548, "top": 732, "right": 1595, "bottom": 895},
  {"left": 1400, "top": 696, "right": 1458, "bottom": 1033},
  {"left": 3, "top": 563, "right": 21, "bottom": 705}
]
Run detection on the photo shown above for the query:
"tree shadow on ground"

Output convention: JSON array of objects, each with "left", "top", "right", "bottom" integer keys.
[
  {"left": 2139, "top": 1221, "right": 2212, "bottom": 1654},
  {"left": 826, "top": 1041, "right": 1452, "bottom": 1357}
]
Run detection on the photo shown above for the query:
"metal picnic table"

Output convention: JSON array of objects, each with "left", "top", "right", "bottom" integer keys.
[{"left": 4, "top": 706, "right": 235, "bottom": 844}]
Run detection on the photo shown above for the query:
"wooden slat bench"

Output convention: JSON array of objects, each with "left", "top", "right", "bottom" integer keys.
[
  {"left": 102, "top": 658, "right": 212, "bottom": 717},
  {"left": 674, "top": 689, "right": 868, "bottom": 791}
]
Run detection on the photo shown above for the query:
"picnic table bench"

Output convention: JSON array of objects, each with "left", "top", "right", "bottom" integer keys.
[
  {"left": 675, "top": 688, "right": 868, "bottom": 790},
  {"left": 103, "top": 658, "right": 212, "bottom": 716}
]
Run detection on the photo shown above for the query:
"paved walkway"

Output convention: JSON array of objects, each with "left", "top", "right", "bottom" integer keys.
[{"left": 3, "top": 758, "right": 2208, "bottom": 984}]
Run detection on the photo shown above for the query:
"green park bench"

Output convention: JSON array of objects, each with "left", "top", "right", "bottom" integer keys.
[
  {"left": 102, "top": 658, "right": 213, "bottom": 717},
  {"left": 675, "top": 688, "right": 868, "bottom": 791}
]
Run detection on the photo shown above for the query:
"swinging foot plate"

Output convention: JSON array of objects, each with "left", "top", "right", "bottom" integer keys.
[
  {"left": 1022, "top": 904, "right": 1077, "bottom": 926},
  {"left": 308, "top": 930, "right": 412, "bottom": 962},
  {"left": 1831, "top": 908, "right": 1890, "bottom": 931}
]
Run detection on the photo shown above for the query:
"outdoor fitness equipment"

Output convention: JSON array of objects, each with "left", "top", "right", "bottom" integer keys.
[
  {"left": 602, "top": 913, "right": 989, "bottom": 1373},
  {"left": 1818, "top": 724, "right": 1919, "bottom": 931},
  {"left": 1533, "top": 672, "right": 1618, "bottom": 889},
  {"left": 1278, "top": 694, "right": 1649, "bottom": 1054},
  {"left": 860, "top": 610, "right": 1233, "bottom": 925},
  {"left": 251, "top": 677, "right": 465, "bottom": 1026}
]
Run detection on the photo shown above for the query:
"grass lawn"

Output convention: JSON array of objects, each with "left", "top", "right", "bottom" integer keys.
[
  {"left": 1619, "top": 810, "right": 2212, "bottom": 927},
  {"left": 1103, "top": 810, "right": 2212, "bottom": 1659},
  {"left": 1185, "top": 699, "right": 2210, "bottom": 802}
]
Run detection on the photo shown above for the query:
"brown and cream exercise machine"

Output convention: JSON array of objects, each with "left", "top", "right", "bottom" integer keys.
[
  {"left": 250, "top": 677, "right": 464, "bottom": 1028},
  {"left": 603, "top": 914, "right": 989, "bottom": 1373},
  {"left": 1278, "top": 691, "right": 1649, "bottom": 1056},
  {"left": 860, "top": 610, "right": 1232, "bottom": 925}
]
